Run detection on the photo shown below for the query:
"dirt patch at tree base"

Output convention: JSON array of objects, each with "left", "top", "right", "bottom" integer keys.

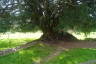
[
  {"left": 43, "top": 40, "right": 96, "bottom": 49},
  {"left": 1, "top": 40, "right": 96, "bottom": 57}
]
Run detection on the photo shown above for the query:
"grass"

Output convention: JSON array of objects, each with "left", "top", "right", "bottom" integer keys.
[
  {"left": 0, "top": 38, "right": 56, "bottom": 64},
  {"left": 0, "top": 38, "right": 96, "bottom": 64},
  {"left": 0, "top": 38, "right": 36, "bottom": 50},
  {"left": 46, "top": 48, "right": 96, "bottom": 64},
  {"left": 0, "top": 44, "right": 55, "bottom": 64}
]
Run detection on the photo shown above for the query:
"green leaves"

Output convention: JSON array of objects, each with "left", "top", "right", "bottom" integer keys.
[{"left": 0, "top": 0, "right": 96, "bottom": 34}]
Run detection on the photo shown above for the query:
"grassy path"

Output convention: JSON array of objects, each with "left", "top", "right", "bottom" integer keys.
[{"left": 40, "top": 47, "right": 69, "bottom": 64}]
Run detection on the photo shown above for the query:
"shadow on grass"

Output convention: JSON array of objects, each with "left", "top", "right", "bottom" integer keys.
[
  {"left": 0, "top": 43, "right": 55, "bottom": 64},
  {"left": 1, "top": 38, "right": 96, "bottom": 64},
  {"left": 46, "top": 48, "right": 96, "bottom": 64}
]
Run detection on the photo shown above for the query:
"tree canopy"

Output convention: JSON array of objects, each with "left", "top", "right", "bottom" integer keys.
[{"left": 0, "top": 0, "right": 96, "bottom": 40}]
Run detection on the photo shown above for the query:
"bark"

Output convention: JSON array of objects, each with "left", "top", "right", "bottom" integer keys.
[
  {"left": 39, "top": 0, "right": 77, "bottom": 41},
  {"left": 41, "top": 29, "right": 77, "bottom": 41},
  {"left": 40, "top": 17, "right": 77, "bottom": 41}
]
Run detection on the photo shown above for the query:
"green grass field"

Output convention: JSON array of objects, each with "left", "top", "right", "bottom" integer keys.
[
  {"left": 46, "top": 48, "right": 96, "bottom": 64},
  {"left": 0, "top": 38, "right": 56, "bottom": 64},
  {"left": 0, "top": 38, "right": 96, "bottom": 64},
  {"left": 0, "top": 38, "right": 36, "bottom": 50}
]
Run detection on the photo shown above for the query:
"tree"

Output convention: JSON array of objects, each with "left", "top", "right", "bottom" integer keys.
[{"left": 0, "top": 0, "right": 96, "bottom": 41}]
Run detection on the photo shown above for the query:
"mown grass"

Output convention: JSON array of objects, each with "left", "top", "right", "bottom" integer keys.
[
  {"left": 0, "top": 44, "right": 55, "bottom": 64},
  {"left": 0, "top": 38, "right": 56, "bottom": 64},
  {"left": 46, "top": 48, "right": 96, "bottom": 64},
  {"left": 0, "top": 38, "right": 36, "bottom": 50},
  {"left": 0, "top": 39, "right": 96, "bottom": 64}
]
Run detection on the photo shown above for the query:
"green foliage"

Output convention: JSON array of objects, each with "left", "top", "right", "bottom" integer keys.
[
  {"left": 0, "top": 0, "right": 96, "bottom": 34},
  {"left": 57, "top": 4, "right": 96, "bottom": 33},
  {"left": 0, "top": 19, "right": 11, "bottom": 33}
]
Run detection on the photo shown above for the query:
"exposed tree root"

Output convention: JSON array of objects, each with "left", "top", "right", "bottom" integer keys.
[
  {"left": 0, "top": 40, "right": 41, "bottom": 56},
  {"left": 41, "top": 32, "right": 77, "bottom": 41}
]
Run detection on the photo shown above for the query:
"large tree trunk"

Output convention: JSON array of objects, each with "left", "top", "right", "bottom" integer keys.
[
  {"left": 40, "top": 15, "right": 77, "bottom": 41},
  {"left": 39, "top": 0, "right": 77, "bottom": 41},
  {"left": 41, "top": 28, "right": 77, "bottom": 41}
]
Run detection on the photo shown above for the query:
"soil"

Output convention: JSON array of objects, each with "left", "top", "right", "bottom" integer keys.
[
  {"left": 44, "top": 40, "right": 96, "bottom": 49},
  {"left": 1, "top": 40, "right": 96, "bottom": 64},
  {"left": 40, "top": 40, "right": 96, "bottom": 64}
]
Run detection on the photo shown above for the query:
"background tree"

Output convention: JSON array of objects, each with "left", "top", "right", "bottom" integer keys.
[{"left": 0, "top": 0, "right": 96, "bottom": 40}]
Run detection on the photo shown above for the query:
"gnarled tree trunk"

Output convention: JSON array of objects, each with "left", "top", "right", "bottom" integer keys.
[{"left": 41, "top": 26, "right": 77, "bottom": 41}]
